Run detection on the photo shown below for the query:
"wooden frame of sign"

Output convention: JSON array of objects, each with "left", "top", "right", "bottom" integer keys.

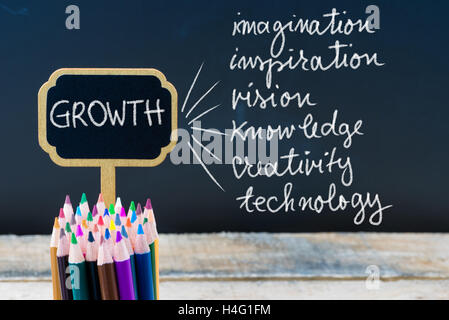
[{"left": 38, "top": 68, "right": 178, "bottom": 206}]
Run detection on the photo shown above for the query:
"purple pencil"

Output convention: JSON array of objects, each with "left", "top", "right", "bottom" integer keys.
[{"left": 113, "top": 231, "right": 135, "bottom": 300}]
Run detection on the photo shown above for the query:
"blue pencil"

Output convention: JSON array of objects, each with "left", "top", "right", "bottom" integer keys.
[{"left": 134, "top": 224, "right": 154, "bottom": 300}]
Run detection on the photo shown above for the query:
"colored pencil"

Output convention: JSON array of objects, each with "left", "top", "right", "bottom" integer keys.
[
  {"left": 87, "top": 211, "right": 94, "bottom": 229},
  {"left": 122, "top": 225, "right": 138, "bottom": 299},
  {"left": 104, "top": 227, "right": 113, "bottom": 252},
  {"left": 96, "top": 194, "right": 106, "bottom": 220},
  {"left": 134, "top": 224, "right": 154, "bottom": 300},
  {"left": 75, "top": 224, "right": 86, "bottom": 254},
  {"left": 119, "top": 207, "right": 127, "bottom": 227},
  {"left": 75, "top": 206, "right": 83, "bottom": 225},
  {"left": 58, "top": 208, "right": 66, "bottom": 231},
  {"left": 56, "top": 229, "right": 72, "bottom": 300},
  {"left": 136, "top": 202, "right": 143, "bottom": 224},
  {"left": 109, "top": 203, "right": 116, "bottom": 218},
  {"left": 153, "top": 238, "right": 160, "bottom": 300},
  {"left": 110, "top": 219, "right": 117, "bottom": 242},
  {"left": 69, "top": 233, "right": 90, "bottom": 300},
  {"left": 65, "top": 222, "right": 72, "bottom": 242},
  {"left": 113, "top": 231, "right": 135, "bottom": 300},
  {"left": 97, "top": 235, "right": 119, "bottom": 300},
  {"left": 114, "top": 197, "right": 123, "bottom": 214},
  {"left": 145, "top": 198, "right": 160, "bottom": 300},
  {"left": 79, "top": 193, "right": 90, "bottom": 218},
  {"left": 131, "top": 204, "right": 141, "bottom": 247},
  {"left": 127, "top": 201, "right": 136, "bottom": 219},
  {"left": 93, "top": 223, "right": 100, "bottom": 242},
  {"left": 115, "top": 211, "right": 122, "bottom": 227},
  {"left": 63, "top": 195, "right": 74, "bottom": 222},
  {"left": 91, "top": 204, "right": 98, "bottom": 224},
  {"left": 50, "top": 217, "right": 62, "bottom": 300},
  {"left": 97, "top": 215, "right": 105, "bottom": 237},
  {"left": 127, "top": 214, "right": 136, "bottom": 249},
  {"left": 143, "top": 216, "right": 157, "bottom": 299},
  {"left": 52, "top": 193, "right": 162, "bottom": 301},
  {"left": 86, "top": 231, "right": 101, "bottom": 300},
  {"left": 103, "top": 208, "right": 111, "bottom": 226}
]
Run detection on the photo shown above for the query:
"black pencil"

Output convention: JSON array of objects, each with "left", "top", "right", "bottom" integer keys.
[
  {"left": 86, "top": 231, "right": 101, "bottom": 300},
  {"left": 56, "top": 229, "right": 73, "bottom": 300}
]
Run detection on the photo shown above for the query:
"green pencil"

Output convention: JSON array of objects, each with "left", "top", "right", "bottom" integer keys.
[
  {"left": 69, "top": 232, "right": 90, "bottom": 300},
  {"left": 144, "top": 198, "right": 159, "bottom": 299},
  {"left": 149, "top": 241, "right": 157, "bottom": 299}
]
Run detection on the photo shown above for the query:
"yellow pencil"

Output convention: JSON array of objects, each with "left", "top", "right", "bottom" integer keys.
[
  {"left": 50, "top": 217, "right": 62, "bottom": 300},
  {"left": 154, "top": 238, "right": 160, "bottom": 300}
]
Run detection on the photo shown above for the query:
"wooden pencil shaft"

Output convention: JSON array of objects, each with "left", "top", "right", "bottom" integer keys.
[
  {"left": 135, "top": 252, "right": 154, "bottom": 300},
  {"left": 130, "top": 254, "right": 139, "bottom": 299},
  {"left": 98, "top": 262, "right": 119, "bottom": 300},
  {"left": 154, "top": 239, "right": 160, "bottom": 300},
  {"left": 57, "top": 256, "right": 73, "bottom": 300},
  {"left": 150, "top": 242, "right": 157, "bottom": 300},
  {"left": 86, "top": 261, "right": 102, "bottom": 300},
  {"left": 69, "top": 261, "right": 90, "bottom": 300},
  {"left": 50, "top": 247, "right": 62, "bottom": 300}
]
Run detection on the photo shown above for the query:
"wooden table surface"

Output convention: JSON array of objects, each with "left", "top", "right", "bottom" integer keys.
[{"left": 1, "top": 233, "right": 448, "bottom": 299}]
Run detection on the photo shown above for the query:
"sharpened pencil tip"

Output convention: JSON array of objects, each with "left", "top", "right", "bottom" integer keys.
[
  {"left": 105, "top": 228, "right": 111, "bottom": 240},
  {"left": 92, "top": 205, "right": 98, "bottom": 217},
  {"left": 136, "top": 203, "right": 142, "bottom": 216},
  {"left": 145, "top": 198, "right": 152, "bottom": 210},
  {"left": 65, "top": 195, "right": 71, "bottom": 205},
  {"left": 109, "top": 219, "right": 116, "bottom": 231},
  {"left": 65, "top": 222, "right": 72, "bottom": 233},
  {"left": 137, "top": 224, "right": 144, "bottom": 235},
  {"left": 98, "top": 215, "right": 104, "bottom": 226},
  {"left": 59, "top": 208, "right": 65, "bottom": 218},
  {"left": 60, "top": 228, "right": 66, "bottom": 238},
  {"left": 71, "top": 232, "right": 77, "bottom": 244},
  {"left": 76, "top": 206, "right": 82, "bottom": 216},
  {"left": 76, "top": 224, "right": 84, "bottom": 237},
  {"left": 121, "top": 225, "right": 128, "bottom": 238},
  {"left": 109, "top": 204, "right": 115, "bottom": 215},
  {"left": 126, "top": 217, "right": 132, "bottom": 228},
  {"left": 120, "top": 207, "right": 127, "bottom": 217},
  {"left": 81, "top": 193, "right": 87, "bottom": 204},
  {"left": 115, "top": 213, "right": 121, "bottom": 226},
  {"left": 97, "top": 193, "right": 104, "bottom": 203},
  {"left": 129, "top": 201, "right": 136, "bottom": 212},
  {"left": 88, "top": 231, "right": 95, "bottom": 242},
  {"left": 116, "top": 231, "right": 122, "bottom": 243},
  {"left": 54, "top": 217, "right": 60, "bottom": 229},
  {"left": 131, "top": 210, "right": 137, "bottom": 223}
]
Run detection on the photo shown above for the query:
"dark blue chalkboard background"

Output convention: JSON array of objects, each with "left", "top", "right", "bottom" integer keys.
[{"left": 0, "top": 0, "right": 448, "bottom": 234}]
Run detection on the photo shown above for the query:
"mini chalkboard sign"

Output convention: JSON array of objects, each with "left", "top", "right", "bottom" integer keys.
[{"left": 38, "top": 69, "right": 178, "bottom": 205}]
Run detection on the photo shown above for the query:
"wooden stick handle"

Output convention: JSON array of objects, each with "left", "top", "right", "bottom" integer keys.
[{"left": 101, "top": 165, "right": 116, "bottom": 207}]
